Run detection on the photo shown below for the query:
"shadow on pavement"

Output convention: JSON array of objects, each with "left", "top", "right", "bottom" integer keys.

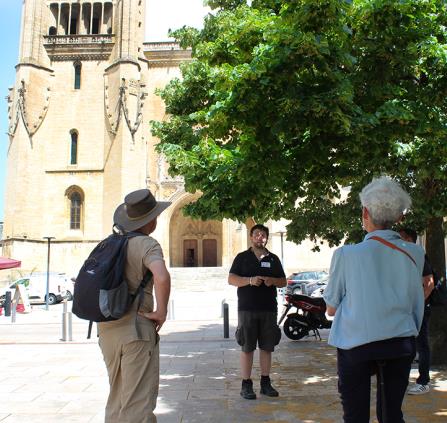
[{"left": 0, "top": 315, "right": 446, "bottom": 422}]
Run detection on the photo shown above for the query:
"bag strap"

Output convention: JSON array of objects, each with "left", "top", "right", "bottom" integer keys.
[
  {"left": 87, "top": 321, "right": 93, "bottom": 339},
  {"left": 118, "top": 227, "right": 154, "bottom": 338},
  {"left": 134, "top": 270, "right": 153, "bottom": 339},
  {"left": 369, "top": 236, "right": 416, "bottom": 266}
]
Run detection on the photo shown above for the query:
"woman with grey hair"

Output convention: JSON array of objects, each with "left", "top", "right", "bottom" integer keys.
[{"left": 323, "top": 176, "right": 425, "bottom": 423}]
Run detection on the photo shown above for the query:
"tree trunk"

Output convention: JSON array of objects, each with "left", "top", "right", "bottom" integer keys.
[
  {"left": 245, "top": 217, "right": 257, "bottom": 247},
  {"left": 425, "top": 216, "right": 447, "bottom": 365}
]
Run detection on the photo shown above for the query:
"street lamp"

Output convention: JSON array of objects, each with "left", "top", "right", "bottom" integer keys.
[
  {"left": 274, "top": 230, "right": 286, "bottom": 267},
  {"left": 273, "top": 230, "right": 287, "bottom": 301},
  {"left": 43, "top": 236, "right": 55, "bottom": 310}
]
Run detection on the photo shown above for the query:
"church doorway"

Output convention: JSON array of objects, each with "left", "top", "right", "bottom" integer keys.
[
  {"left": 202, "top": 239, "right": 217, "bottom": 267},
  {"left": 183, "top": 239, "right": 198, "bottom": 267},
  {"left": 169, "top": 198, "right": 222, "bottom": 267},
  {"left": 182, "top": 238, "right": 218, "bottom": 267}
]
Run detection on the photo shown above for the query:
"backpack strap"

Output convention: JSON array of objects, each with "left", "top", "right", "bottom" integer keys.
[
  {"left": 369, "top": 236, "right": 417, "bottom": 266},
  {"left": 134, "top": 270, "right": 153, "bottom": 339},
  {"left": 122, "top": 229, "right": 154, "bottom": 339},
  {"left": 87, "top": 321, "right": 93, "bottom": 339}
]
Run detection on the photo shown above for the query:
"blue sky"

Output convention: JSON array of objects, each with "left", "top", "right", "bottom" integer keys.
[
  {"left": 0, "top": 2, "right": 21, "bottom": 221},
  {"left": 0, "top": 0, "right": 209, "bottom": 222}
]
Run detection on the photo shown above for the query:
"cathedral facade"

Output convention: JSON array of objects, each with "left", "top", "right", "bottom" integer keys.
[{"left": 2, "top": 0, "right": 332, "bottom": 279}]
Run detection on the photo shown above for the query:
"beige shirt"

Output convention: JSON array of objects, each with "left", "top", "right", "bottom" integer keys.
[{"left": 97, "top": 235, "right": 164, "bottom": 343}]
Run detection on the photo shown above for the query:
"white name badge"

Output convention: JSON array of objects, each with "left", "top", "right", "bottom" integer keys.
[{"left": 261, "top": 262, "right": 271, "bottom": 268}]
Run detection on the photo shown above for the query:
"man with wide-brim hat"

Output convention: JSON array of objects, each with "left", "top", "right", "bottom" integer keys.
[
  {"left": 99, "top": 188, "right": 171, "bottom": 423},
  {"left": 113, "top": 188, "right": 171, "bottom": 233}
]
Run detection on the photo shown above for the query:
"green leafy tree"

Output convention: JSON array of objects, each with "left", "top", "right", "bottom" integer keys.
[
  {"left": 152, "top": 0, "right": 447, "bottom": 362},
  {"left": 349, "top": 1, "right": 447, "bottom": 362}
]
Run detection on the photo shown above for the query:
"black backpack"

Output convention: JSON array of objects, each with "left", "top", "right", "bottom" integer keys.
[{"left": 72, "top": 228, "right": 152, "bottom": 338}]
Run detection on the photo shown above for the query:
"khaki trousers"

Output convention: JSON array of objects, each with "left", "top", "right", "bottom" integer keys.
[{"left": 99, "top": 337, "right": 159, "bottom": 423}]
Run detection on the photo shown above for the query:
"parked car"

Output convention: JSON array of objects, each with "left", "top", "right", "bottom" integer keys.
[
  {"left": 0, "top": 273, "right": 68, "bottom": 305},
  {"left": 65, "top": 277, "right": 77, "bottom": 301},
  {"left": 286, "top": 270, "right": 328, "bottom": 296},
  {"left": 310, "top": 276, "right": 329, "bottom": 298}
]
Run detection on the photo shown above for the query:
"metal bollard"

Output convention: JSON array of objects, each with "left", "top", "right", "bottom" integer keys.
[
  {"left": 221, "top": 299, "right": 227, "bottom": 318},
  {"left": 223, "top": 302, "right": 229, "bottom": 338},
  {"left": 61, "top": 300, "right": 73, "bottom": 341},
  {"left": 167, "top": 299, "right": 175, "bottom": 320},
  {"left": 11, "top": 299, "right": 17, "bottom": 323},
  {"left": 4, "top": 291, "right": 11, "bottom": 317}
]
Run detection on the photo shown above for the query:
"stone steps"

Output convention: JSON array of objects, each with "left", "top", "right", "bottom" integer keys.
[{"left": 168, "top": 266, "right": 230, "bottom": 291}]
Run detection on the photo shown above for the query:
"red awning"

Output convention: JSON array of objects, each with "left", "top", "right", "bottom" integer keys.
[{"left": 0, "top": 257, "right": 21, "bottom": 270}]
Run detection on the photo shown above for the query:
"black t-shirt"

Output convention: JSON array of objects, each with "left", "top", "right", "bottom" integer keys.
[
  {"left": 229, "top": 248, "right": 286, "bottom": 312},
  {"left": 423, "top": 254, "right": 434, "bottom": 307},
  {"left": 422, "top": 255, "right": 433, "bottom": 277}
]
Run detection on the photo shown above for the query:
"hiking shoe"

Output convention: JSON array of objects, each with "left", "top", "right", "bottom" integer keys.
[
  {"left": 408, "top": 383, "right": 430, "bottom": 395},
  {"left": 260, "top": 376, "right": 279, "bottom": 397},
  {"left": 240, "top": 379, "right": 256, "bottom": 400}
]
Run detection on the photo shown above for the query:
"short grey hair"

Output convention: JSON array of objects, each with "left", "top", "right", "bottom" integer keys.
[{"left": 359, "top": 176, "right": 411, "bottom": 228}]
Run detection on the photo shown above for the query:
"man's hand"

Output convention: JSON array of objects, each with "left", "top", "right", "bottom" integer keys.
[
  {"left": 138, "top": 309, "right": 167, "bottom": 332},
  {"left": 251, "top": 276, "right": 264, "bottom": 287},
  {"left": 263, "top": 277, "right": 273, "bottom": 287},
  {"left": 423, "top": 274, "right": 435, "bottom": 300},
  {"left": 326, "top": 305, "right": 337, "bottom": 316},
  {"left": 262, "top": 276, "right": 287, "bottom": 288}
]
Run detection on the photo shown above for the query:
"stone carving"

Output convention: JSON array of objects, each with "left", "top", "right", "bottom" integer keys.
[
  {"left": 158, "top": 154, "right": 183, "bottom": 183},
  {"left": 43, "top": 35, "right": 114, "bottom": 61},
  {"left": 8, "top": 80, "right": 51, "bottom": 138},
  {"left": 182, "top": 221, "right": 219, "bottom": 238},
  {"left": 104, "top": 77, "right": 147, "bottom": 137},
  {"left": 161, "top": 186, "right": 178, "bottom": 199}
]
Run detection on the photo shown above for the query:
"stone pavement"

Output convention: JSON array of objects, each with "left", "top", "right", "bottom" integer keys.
[{"left": 1, "top": 294, "right": 447, "bottom": 423}]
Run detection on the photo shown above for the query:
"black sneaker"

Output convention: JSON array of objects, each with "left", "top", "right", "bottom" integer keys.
[
  {"left": 240, "top": 379, "right": 257, "bottom": 400},
  {"left": 260, "top": 376, "right": 279, "bottom": 397}
]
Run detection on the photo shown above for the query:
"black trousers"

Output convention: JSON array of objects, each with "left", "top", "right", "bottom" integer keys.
[
  {"left": 416, "top": 308, "right": 431, "bottom": 385},
  {"left": 337, "top": 337, "right": 416, "bottom": 423}
]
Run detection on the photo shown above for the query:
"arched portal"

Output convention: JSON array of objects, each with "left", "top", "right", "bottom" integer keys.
[{"left": 169, "top": 197, "right": 222, "bottom": 267}]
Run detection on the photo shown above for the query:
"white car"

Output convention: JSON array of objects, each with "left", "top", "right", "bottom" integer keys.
[
  {"left": 310, "top": 276, "right": 329, "bottom": 298},
  {"left": 286, "top": 271, "right": 328, "bottom": 296},
  {"left": 0, "top": 273, "right": 68, "bottom": 305}
]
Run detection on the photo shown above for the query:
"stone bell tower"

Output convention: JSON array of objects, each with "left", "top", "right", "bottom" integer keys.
[
  {"left": 3, "top": 0, "right": 154, "bottom": 272},
  {"left": 102, "top": 0, "right": 150, "bottom": 236},
  {"left": 3, "top": 0, "right": 249, "bottom": 277}
]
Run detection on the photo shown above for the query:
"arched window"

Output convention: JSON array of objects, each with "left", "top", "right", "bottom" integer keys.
[
  {"left": 74, "top": 63, "right": 81, "bottom": 89},
  {"left": 70, "top": 131, "right": 78, "bottom": 164},
  {"left": 48, "top": 26, "right": 57, "bottom": 36},
  {"left": 69, "top": 191, "right": 82, "bottom": 230}
]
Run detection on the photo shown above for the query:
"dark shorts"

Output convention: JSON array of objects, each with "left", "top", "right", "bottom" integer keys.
[{"left": 235, "top": 311, "right": 281, "bottom": 353}]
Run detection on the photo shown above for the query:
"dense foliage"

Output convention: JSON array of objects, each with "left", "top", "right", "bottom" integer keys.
[
  {"left": 153, "top": 0, "right": 447, "bottom": 254},
  {"left": 152, "top": 0, "right": 447, "bottom": 361}
]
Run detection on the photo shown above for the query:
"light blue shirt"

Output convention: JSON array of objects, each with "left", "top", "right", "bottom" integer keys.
[{"left": 323, "top": 230, "right": 425, "bottom": 350}]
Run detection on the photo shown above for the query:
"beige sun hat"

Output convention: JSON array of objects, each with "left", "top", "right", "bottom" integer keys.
[{"left": 113, "top": 189, "right": 171, "bottom": 232}]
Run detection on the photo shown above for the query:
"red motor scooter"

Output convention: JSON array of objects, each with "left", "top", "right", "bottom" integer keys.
[{"left": 278, "top": 293, "right": 332, "bottom": 340}]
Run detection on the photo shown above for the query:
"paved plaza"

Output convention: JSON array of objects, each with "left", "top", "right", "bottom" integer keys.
[{"left": 1, "top": 292, "right": 447, "bottom": 422}]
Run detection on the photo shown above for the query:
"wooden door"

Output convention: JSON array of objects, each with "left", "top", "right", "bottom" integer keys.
[
  {"left": 202, "top": 239, "right": 217, "bottom": 267},
  {"left": 183, "top": 239, "right": 198, "bottom": 267}
]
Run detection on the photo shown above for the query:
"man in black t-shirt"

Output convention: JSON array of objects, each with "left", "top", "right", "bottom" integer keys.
[
  {"left": 228, "top": 224, "right": 286, "bottom": 400},
  {"left": 399, "top": 228, "right": 434, "bottom": 395}
]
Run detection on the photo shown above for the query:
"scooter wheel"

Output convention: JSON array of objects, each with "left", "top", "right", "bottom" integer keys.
[{"left": 283, "top": 315, "right": 310, "bottom": 340}]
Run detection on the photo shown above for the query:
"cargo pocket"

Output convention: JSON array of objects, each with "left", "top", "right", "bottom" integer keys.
[
  {"left": 273, "top": 324, "right": 282, "bottom": 346},
  {"left": 235, "top": 327, "right": 245, "bottom": 346}
]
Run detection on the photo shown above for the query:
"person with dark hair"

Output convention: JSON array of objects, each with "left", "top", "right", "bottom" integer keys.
[
  {"left": 228, "top": 224, "right": 286, "bottom": 400},
  {"left": 399, "top": 227, "right": 418, "bottom": 243},
  {"left": 323, "top": 177, "right": 426, "bottom": 423},
  {"left": 399, "top": 228, "right": 434, "bottom": 395}
]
